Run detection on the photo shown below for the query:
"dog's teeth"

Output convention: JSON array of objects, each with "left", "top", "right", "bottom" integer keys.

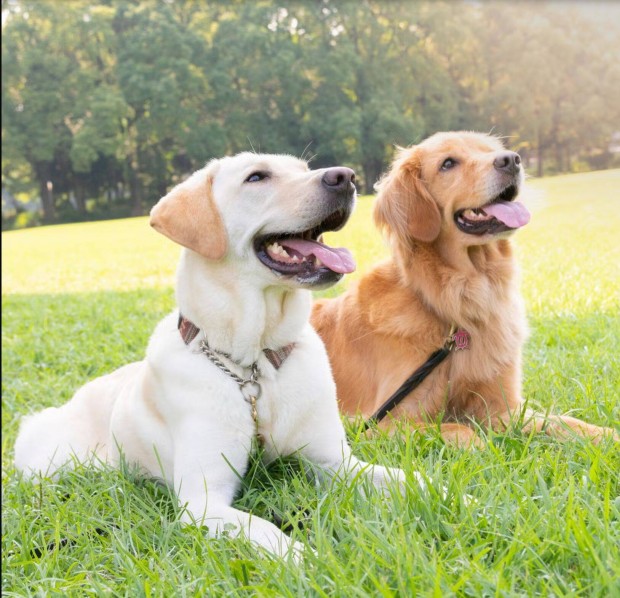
[
  {"left": 462, "top": 208, "right": 491, "bottom": 222},
  {"left": 316, "top": 258, "right": 323, "bottom": 267}
]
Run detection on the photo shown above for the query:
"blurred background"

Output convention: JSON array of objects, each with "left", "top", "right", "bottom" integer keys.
[{"left": 2, "top": 0, "right": 619, "bottom": 229}]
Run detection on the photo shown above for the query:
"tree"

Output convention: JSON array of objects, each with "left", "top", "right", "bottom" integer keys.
[
  {"left": 112, "top": 1, "right": 214, "bottom": 214},
  {"left": 2, "top": 0, "right": 620, "bottom": 227},
  {"left": 292, "top": 1, "right": 465, "bottom": 192},
  {"left": 2, "top": 1, "right": 84, "bottom": 220}
]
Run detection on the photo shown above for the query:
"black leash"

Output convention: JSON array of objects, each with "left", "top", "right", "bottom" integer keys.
[{"left": 362, "top": 327, "right": 466, "bottom": 430}]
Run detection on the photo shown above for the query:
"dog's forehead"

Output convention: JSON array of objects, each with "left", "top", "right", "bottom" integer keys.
[
  {"left": 424, "top": 132, "right": 506, "bottom": 156},
  {"left": 217, "top": 152, "right": 309, "bottom": 178}
]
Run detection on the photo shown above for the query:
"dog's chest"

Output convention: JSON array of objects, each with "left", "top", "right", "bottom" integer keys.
[
  {"left": 447, "top": 301, "right": 526, "bottom": 383},
  {"left": 254, "top": 346, "right": 335, "bottom": 461},
  {"left": 150, "top": 323, "right": 336, "bottom": 467},
  {"left": 252, "top": 370, "right": 310, "bottom": 460}
]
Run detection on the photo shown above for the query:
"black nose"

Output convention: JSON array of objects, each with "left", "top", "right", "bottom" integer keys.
[
  {"left": 493, "top": 151, "right": 521, "bottom": 176},
  {"left": 322, "top": 167, "right": 356, "bottom": 192}
]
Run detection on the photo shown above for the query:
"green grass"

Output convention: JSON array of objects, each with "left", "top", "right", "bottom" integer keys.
[{"left": 2, "top": 169, "right": 620, "bottom": 596}]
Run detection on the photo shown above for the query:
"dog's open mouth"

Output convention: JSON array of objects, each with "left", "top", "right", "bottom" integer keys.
[
  {"left": 254, "top": 208, "right": 355, "bottom": 286},
  {"left": 454, "top": 184, "right": 530, "bottom": 235}
]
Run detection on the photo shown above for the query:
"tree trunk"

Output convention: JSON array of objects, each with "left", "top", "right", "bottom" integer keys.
[
  {"left": 126, "top": 156, "right": 144, "bottom": 216},
  {"left": 362, "top": 159, "right": 382, "bottom": 195},
  {"left": 74, "top": 175, "right": 87, "bottom": 214},
  {"left": 35, "top": 161, "right": 55, "bottom": 222},
  {"left": 129, "top": 172, "right": 144, "bottom": 216},
  {"left": 555, "top": 142, "right": 564, "bottom": 173}
]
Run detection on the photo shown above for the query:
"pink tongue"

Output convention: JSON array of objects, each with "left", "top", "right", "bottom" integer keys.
[
  {"left": 482, "top": 201, "right": 531, "bottom": 228},
  {"left": 279, "top": 238, "right": 356, "bottom": 274}
]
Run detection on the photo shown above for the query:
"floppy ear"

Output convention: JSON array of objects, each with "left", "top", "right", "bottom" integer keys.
[
  {"left": 374, "top": 147, "right": 441, "bottom": 244},
  {"left": 149, "top": 163, "right": 227, "bottom": 260}
]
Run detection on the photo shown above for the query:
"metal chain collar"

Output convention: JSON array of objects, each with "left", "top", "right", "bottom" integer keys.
[{"left": 196, "top": 337, "right": 262, "bottom": 427}]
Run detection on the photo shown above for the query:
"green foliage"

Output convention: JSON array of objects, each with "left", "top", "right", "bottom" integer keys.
[
  {"left": 2, "top": 0, "right": 620, "bottom": 224},
  {"left": 2, "top": 170, "right": 619, "bottom": 594}
]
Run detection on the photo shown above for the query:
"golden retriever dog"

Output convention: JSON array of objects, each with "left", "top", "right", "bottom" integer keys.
[
  {"left": 312, "top": 132, "right": 619, "bottom": 447},
  {"left": 14, "top": 153, "right": 408, "bottom": 561}
]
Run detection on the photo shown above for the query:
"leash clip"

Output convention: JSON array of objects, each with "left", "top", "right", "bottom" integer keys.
[{"left": 446, "top": 325, "right": 470, "bottom": 351}]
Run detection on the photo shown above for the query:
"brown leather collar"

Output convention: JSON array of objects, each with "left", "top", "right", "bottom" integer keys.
[{"left": 177, "top": 315, "right": 295, "bottom": 371}]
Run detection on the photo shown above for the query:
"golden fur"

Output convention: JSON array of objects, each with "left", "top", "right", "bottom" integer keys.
[{"left": 312, "top": 131, "right": 618, "bottom": 446}]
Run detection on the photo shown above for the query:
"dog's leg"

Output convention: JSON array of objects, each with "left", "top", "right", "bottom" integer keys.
[
  {"left": 337, "top": 453, "right": 407, "bottom": 491},
  {"left": 300, "top": 439, "right": 407, "bottom": 493},
  {"left": 172, "top": 434, "right": 304, "bottom": 561},
  {"left": 492, "top": 407, "right": 619, "bottom": 444},
  {"left": 179, "top": 491, "right": 305, "bottom": 561}
]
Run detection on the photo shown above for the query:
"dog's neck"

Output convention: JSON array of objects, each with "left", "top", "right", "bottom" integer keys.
[
  {"left": 436, "top": 236, "right": 515, "bottom": 274},
  {"left": 175, "top": 250, "right": 310, "bottom": 366},
  {"left": 396, "top": 237, "right": 519, "bottom": 329}
]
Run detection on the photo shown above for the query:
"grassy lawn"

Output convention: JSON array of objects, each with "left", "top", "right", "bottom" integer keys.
[{"left": 2, "top": 169, "right": 619, "bottom": 596}]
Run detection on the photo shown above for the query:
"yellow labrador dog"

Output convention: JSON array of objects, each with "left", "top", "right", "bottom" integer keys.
[{"left": 14, "top": 153, "right": 406, "bottom": 560}]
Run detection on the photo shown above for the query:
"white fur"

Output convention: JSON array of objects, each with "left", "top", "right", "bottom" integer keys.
[{"left": 14, "top": 153, "right": 405, "bottom": 560}]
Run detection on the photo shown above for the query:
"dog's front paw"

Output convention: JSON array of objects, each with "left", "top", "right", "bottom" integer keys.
[
  {"left": 365, "top": 464, "right": 406, "bottom": 494},
  {"left": 255, "top": 528, "right": 309, "bottom": 564}
]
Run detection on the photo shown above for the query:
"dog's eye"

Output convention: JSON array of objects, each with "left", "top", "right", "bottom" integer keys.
[
  {"left": 245, "top": 172, "right": 268, "bottom": 183},
  {"left": 440, "top": 158, "right": 457, "bottom": 171}
]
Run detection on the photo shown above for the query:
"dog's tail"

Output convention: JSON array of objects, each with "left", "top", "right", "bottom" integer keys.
[{"left": 13, "top": 364, "right": 138, "bottom": 478}]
